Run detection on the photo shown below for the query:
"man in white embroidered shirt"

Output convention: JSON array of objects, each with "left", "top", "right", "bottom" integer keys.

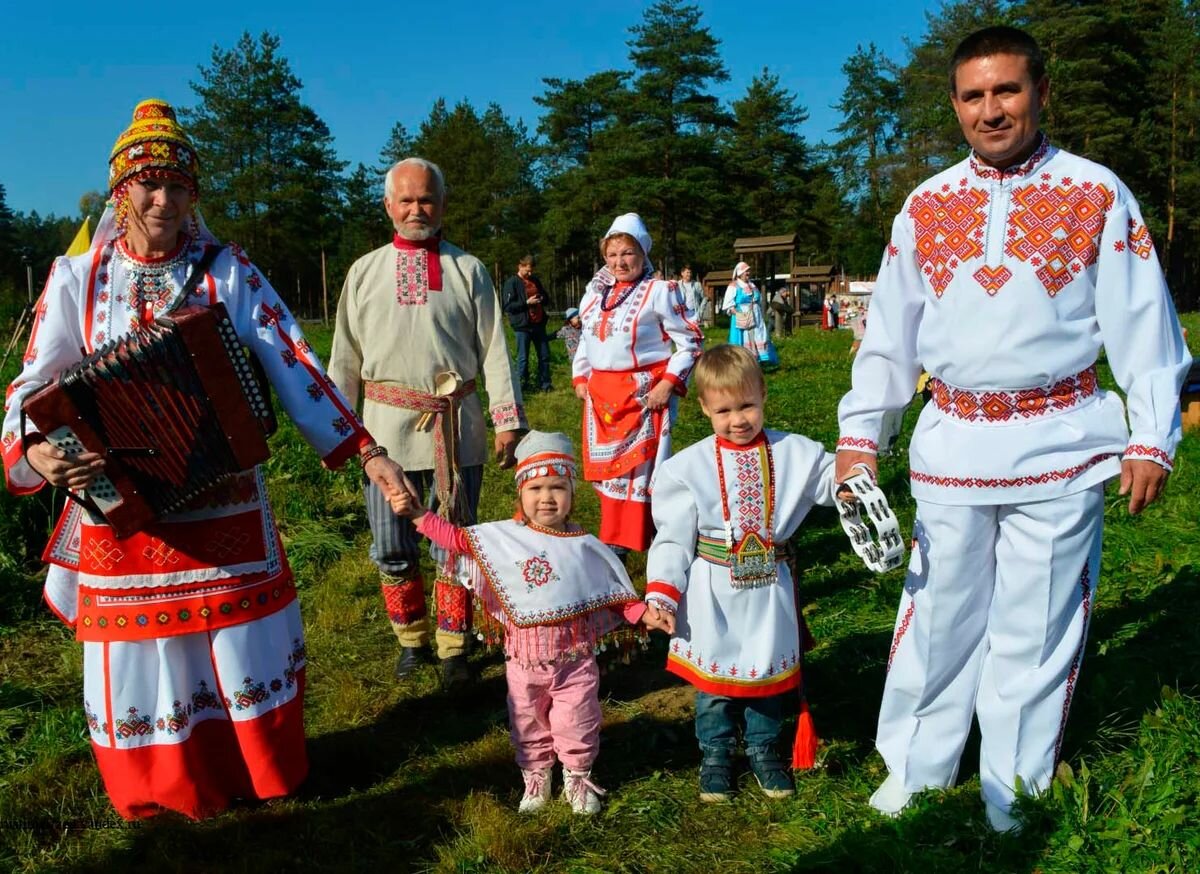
[
  {"left": 329, "top": 157, "right": 527, "bottom": 690},
  {"left": 835, "top": 26, "right": 1191, "bottom": 832}
]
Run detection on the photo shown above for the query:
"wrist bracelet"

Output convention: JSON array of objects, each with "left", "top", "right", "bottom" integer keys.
[{"left": 359, "top": 445, "right": 388, "bottom": 467}]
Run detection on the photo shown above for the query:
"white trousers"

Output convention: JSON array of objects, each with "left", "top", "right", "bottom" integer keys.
[{"left": 877, "top": 484, "right": 1104, "bottom": 812}]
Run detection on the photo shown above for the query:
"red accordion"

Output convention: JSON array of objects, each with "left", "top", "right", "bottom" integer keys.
[{"left": 22, "top": 303, "right": 276, "bottom": 538}]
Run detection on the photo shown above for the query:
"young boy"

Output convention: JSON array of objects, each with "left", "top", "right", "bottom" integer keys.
[
  {"left": 556, "top": 307, "right": 583, "bottom": 361},
  {"left": 644, "top": 344, "right": 838, "bottom": 801}
]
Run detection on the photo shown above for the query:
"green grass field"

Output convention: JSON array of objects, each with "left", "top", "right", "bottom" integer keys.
[{"left": 2, "top": 317, "right": 1197, "bottom": 873}]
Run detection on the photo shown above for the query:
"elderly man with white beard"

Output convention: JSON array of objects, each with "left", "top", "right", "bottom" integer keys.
[{"left": 329, "top": 157, "right": 527, "bottom": 689}]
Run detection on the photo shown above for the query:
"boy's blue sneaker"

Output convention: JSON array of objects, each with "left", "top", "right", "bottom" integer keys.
[
  {"left": 699, "top": 757, "right": 734, "bottom": 803},
  {"left": 747, "top": 748, "right": 794, "bottom": 799}
]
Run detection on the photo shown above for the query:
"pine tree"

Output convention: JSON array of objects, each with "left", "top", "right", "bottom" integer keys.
[
  {"left": 831, "top": 43, "right": 902, "bottom": 264},
  {"left": 327, "top": 162, "right": 391, "bottom": 295},
  {"left": 625, "top": 0, "right": 731, "bottom": 272},
  {"left": 184, "top": 31, "right": 345, "bottom": 314},
  {"left": 724, "top": 70, "right": 813, "bottom": 235},
  {"left": 0, "top": 183, "right": 19, "bottom": 301},
  {"left": 534, "top": 71, "right": 632, "bottom": 295}
]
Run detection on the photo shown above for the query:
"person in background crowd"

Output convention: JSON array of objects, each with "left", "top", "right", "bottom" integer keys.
[
  {"left": 556, "top": 306, "right": 583, "bottom": 362},
  {"left": 502, "top": 255, "right": 552, "bottom": 393}
]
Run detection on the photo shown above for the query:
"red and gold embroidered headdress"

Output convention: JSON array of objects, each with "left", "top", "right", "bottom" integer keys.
[{"left": 108, "top": 99, "right": 199, "bottom": 196}]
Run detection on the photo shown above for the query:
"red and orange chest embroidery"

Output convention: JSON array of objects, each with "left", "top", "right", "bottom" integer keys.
[
  {"left": 1005, "top": 176, "right": 1113, "bottom": 297},
  {"left": 907, "top": 172, "right": 1115, "bottom": 299},
  {"left": 907, "top": 180, "right": 989, "bottom": 298}
]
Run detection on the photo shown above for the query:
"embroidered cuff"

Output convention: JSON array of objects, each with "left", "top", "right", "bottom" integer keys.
[
  {"left": 837, "top": 436, "right": 879, "bottom": 454},
  {"left": 662, "top": 372, "right": 688, "bottom": 397},
  {"left": 645, "top": 581, "right": 681, "bottom": 610},
  {"left": 2, "top": 430, "right": 46, "bottom": 496},
  {"left": 321, "top": 426, "right": 372, "bottom": 471},
  {"left": 490, "top": 401, "right": 527, "bottom": 431},
  {"left": 572, "top": 375, "right": 589, "bottom": 387},
  {"left": 1123, "top": 443, "right": 1174, "bottom": 472}
]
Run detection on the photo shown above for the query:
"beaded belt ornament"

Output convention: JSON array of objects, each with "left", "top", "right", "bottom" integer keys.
[{"left": 836, "top": 465, "right": 905, "bottom": 573}]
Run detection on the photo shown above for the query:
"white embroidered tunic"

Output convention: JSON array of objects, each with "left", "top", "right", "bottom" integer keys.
[
  {"left": 838, "top": 139, "right": 1192, "bottom": 505},
  {"left": 645, "top": 430, "right": 836, "bottom": 698},
  {"left": 2, "top": 238, "right": 369, "bottom": 636},
  {"left": 571, "top": 275, "right": 702, "bottom": 391},
  {"left": 328, "top": 239, "right": 527, "bottom": 471}
]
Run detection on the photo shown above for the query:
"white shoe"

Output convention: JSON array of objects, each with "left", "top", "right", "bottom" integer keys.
[
  {"left": 868, "top": 773, "right": 913, "bottom": 817},
  {"left": 984, "top": 799, "right": 1022, "bottom": 833},
  {"left": 562, "top": 767, "right": 605, "bottom": 815},
  {"left": 517, "top": 767, "right": 552, "bottom": 814}
]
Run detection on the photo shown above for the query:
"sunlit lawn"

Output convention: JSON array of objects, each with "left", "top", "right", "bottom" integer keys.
[{"left": 1, "top": 316, "right": 1197, "bottom": 873}]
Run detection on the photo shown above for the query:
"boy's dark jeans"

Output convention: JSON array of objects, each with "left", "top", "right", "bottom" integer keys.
[{"left": 695, "top": 691, "right": 787, "bottom": 762}]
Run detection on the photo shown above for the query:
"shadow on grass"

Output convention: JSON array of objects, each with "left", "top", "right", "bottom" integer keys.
[
  {"left": 62, "top": 753, "right": 520, "bottom": 873},
  {"left": 48, "top": 566, "right": 1200, "bottom": 873},
  {"left": 1057, "top": 562, "right": 1200, "bottom": 761},
  {"left": 303, "top": 660, "right": 512, "bottom": 798},
  {"left": 779, "top": 791, "right": 1053, "bottom": 874}
]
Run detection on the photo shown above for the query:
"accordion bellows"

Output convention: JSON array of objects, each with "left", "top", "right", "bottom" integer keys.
[{"left": 23, "top": 303, "right": 274, "bottom": 538}]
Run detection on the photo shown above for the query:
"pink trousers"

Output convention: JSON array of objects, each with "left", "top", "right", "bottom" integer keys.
[{"left": 506, "top": 656, "right": 601, "bottom": 771}]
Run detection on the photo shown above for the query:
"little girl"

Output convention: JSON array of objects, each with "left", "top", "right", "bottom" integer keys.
[{"left": 390, "top": 431, "right": 667, "bottom": 814}]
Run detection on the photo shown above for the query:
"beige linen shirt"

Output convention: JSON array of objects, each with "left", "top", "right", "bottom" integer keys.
[{"left": 328, "top": 240, "right": 526, "bottom": 471}]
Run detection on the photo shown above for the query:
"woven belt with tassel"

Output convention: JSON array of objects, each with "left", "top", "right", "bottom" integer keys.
[{"left": 364, "top": 372, "right": 475, "bottom": 522}]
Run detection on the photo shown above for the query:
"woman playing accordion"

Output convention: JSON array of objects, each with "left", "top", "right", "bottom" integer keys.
[{"left": 1, "top": 99, "right": 410, "bottom": 820}]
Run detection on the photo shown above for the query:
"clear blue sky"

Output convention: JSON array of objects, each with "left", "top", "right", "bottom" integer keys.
[{"left": 1, "top": 0, "right": 943, "bottom": 218}]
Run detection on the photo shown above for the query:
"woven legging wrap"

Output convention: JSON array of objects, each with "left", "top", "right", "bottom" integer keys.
[{"left": 365, "top": 465, "right": 483, "bottom": 659}]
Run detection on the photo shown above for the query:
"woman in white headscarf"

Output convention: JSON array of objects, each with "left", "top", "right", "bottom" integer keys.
[
  {"left": 723, "top": 262, "right": 778, "bottom": 367},
  {"left": 571, "top": 213, "right": 704, "bottom": 557}
]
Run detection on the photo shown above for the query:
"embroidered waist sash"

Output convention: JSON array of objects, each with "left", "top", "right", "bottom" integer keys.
[
  {"left": 927, "top": 364, "right": 1098, "bottom": 423},
  {"left": 365, "top": 375, "right": 476, "bottom": 520}
]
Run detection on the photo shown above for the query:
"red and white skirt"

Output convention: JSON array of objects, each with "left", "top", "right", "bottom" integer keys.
[{"left": 81, "top": 601, "right": 308, "bottom": 820}]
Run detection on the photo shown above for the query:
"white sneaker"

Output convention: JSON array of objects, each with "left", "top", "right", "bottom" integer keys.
[
  {"left": 562, "top": 767, "right": 605, "bottom": 815},
  {"left": 518, "top": 767, "right": 552, "bottom": 814},
  {"left": 984, "top": 798, "right": 1022, "bottom": 833},
  {"left": 868, "top": 773, "right": 913, "bottom": 817}
]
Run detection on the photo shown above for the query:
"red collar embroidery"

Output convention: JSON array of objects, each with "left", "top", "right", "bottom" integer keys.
[
  {"left": 969, "top": 134, "right": 1051, "bottom": 182},
  {"left": 715, "top": 431, "right": 768, "bottom": 451},
  {"left": 392, "top": 233, "right": 442, "bottom": 291}
]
